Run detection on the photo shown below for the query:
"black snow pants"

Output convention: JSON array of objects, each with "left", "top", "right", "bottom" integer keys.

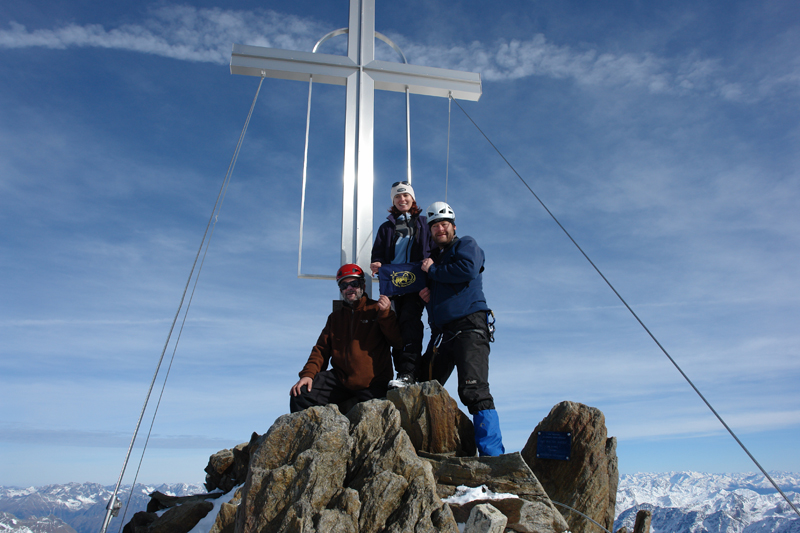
[
  {"left": 289, "top": 370, "right": 388, "bottom": 413},
  {"left": 419, "top": 310, "right": 495, "bottom": 414},
  {"left": 391, "top": 291, "right": 426, "bottom": 377}
]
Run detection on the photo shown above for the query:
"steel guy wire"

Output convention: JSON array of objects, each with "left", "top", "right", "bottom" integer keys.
[
  {"left": 102, "top": 75, "right": 265, "bottom": 533},
  {"left": 449, "top": 95, "right": 800, "bottom": 520}
]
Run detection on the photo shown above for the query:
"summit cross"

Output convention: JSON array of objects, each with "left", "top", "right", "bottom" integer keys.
[{"left": 230, "top": 0, "right": 481, "bottom": 295}]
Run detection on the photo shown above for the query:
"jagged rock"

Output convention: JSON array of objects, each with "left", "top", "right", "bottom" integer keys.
[
  {"left": 122, "top": 501, "right": 213, "bottom": 533},
  {"left": 633, "top": 509, "right": 652, "bottom": 533},
  {"left": 143, "top": 393, "right": 616, "bottom": 533},
  {"left": 422, "top": 451, "right": 569, "bottom": 533},
  {"left": 234, "top": 405, "right": 352, "bottom": 533},
  {"left": 205, "top": 438, "right": 254, "bottom": 493},
  {"left": 520, "top": 400, "right": 619, "bottom": 533},
  {"left": 129, "top": 489, "right": 224, "bottom": 533},
  {"left": 450, "top": 497, "right": 563, "bottom": 532},
  {"left": 345, "top": 399, "right": 458, "bottom": 533},
  {"left": 122, "top": 511, "right": 156, "bottom": 533},
  {"left": 387, "top": 380, "right": 476, "bottom": 456},
  {"left": 464, "top": 503, "right": 507, "bottom": 533},
  {"left": 145, "top": 490, "right": 222, "bottom": 512},
  {"left": 208, "top": 487, "right": 243, "bottom": 533},
  {"left": 209, "top": 502, "right": 237, "bottom": 533},
  {"left": 231, "top": 401, "right": 458, "bottom": 533},
  {"left": 151, "top": 501, "right": 214, "bottom": 533},
  {"left": 206, "top": 449, "right": 234, "bottom": 480}
]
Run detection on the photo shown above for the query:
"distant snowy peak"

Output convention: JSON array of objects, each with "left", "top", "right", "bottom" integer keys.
[
  {"left": 0, "top": 482, "right": 205, "bottom": 533},
  {"left": 0, "top": 487, "right": 38, "bottom": 499},
  {"left": 617, "top": 471, "right": 800, "bottom": 512},
  {"left": 0, "top": 482, "right": 106, "bottom": 511},
  {"left": 615, "top": 472, "right": 800, "bottom": 533},
  {"left": 0, "top": 512, "right": 76, "bottom": 533},
  {"left": 0, "top": 482, "right": 204, "bottom": 508}
]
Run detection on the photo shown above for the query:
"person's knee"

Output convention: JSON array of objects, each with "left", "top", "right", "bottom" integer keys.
[
  {"left": 289, "top": 395, "right": 305, "bottom": 413},
  {"left": 467, "top": 398, "right": 495, "bottom": 414},
  {"left": 458, "top": 383, "right": 494, "bottom": 414},
  {"left": 289, "top": 385, "right": 314, "bottom": 413}
]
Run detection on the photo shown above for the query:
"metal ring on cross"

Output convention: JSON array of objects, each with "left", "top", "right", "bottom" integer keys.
[{"left": 297, "top": 28, "right": 413, "bottom": 281}]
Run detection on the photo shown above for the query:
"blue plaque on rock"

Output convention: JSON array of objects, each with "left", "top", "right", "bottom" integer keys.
[{"left": 535, "top": 431, "right": 572, "bottom": 460}]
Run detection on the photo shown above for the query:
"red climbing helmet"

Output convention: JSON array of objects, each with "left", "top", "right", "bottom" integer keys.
[{"left": 336, "top": 263, "right": 365, "bottom": 282}]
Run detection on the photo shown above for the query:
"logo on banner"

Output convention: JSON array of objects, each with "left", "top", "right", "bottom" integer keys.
[
  {"left": 379, "top": 262, "right": 425, "bottom": 297},
  {"left": 390, "top": 270, "right": 416, "bottom": 288}
]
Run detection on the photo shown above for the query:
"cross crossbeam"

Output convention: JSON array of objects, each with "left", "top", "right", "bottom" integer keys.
[
  {"left": 230, "top": 0, "right": 482, "bottom": 295},
  {"left": 231, "top": 44, "right": 482, "bottom": 100}
]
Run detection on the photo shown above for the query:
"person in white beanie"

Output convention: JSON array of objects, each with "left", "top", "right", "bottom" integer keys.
[{"left": 370, "top": 181, "right": 432, "bottom": 387}]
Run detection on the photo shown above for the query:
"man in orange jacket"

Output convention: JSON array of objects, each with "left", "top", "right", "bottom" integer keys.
[{"left": 289, "top": 264, "right": 403, "bottom": 413}]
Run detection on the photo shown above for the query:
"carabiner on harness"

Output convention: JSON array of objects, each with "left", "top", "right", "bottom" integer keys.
[
  {"left": 487, "top": 310, "right": 496, "bottom": 343},
  {"left": 426, "top": 332, "right": 446, "bottom": 382},
  {"left": 433, "top": 332, "right": 444, "bottom": 354}
]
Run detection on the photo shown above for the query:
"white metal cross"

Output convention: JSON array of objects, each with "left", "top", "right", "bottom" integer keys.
[{"left": 230, "top": 0, "right": 481, "bottom": 296}]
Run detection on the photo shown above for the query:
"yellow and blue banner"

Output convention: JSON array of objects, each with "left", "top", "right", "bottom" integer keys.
[{"left": 378, "top": 262, "right": 427, "bottom": 297}]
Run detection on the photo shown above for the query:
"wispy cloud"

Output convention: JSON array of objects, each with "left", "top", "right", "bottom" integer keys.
[
  {"left": 406, "top": 36, "right": 678, "bottom": 88},
  {"left": 0, "top": 6, "right": 327, "bottom": 63},
  {"left": 2, "top": 5, "right": 793, "bottom": 101}
]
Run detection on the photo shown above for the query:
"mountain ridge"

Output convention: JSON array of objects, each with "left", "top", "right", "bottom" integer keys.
[
  {"left": 614, "top": 472, "right": 800, "bottom": 533},
  {"left": 0, "top": 483, "right": 205, "bottom": 533},
  {"left": 1, "top": 472, "right": 799, "bottom": 533}
]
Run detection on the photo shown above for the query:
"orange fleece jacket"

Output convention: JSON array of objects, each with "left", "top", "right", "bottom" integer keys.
[{"left": 299, "top": 295, "right": 403, "bottom": 390}]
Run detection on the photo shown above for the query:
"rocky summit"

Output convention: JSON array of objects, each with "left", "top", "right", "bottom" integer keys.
[{"left": 118, "top": 381, "right": 619, "bottom": 533}]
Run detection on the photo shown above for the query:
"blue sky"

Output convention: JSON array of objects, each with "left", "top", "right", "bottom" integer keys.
[{"left": 1, "top": 0, "right": 799, "bottom": 487}]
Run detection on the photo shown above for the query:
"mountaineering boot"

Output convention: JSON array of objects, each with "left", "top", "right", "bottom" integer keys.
[
  {"left": 473, "top": 409, "right": 505, "bottom": 456},
  {"left": 389, "top": 373, "right": 417, "bottom": 389}
]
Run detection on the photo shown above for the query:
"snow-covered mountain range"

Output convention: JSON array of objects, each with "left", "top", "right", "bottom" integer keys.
[
  {"left": 0, "top": 482, "right": 204, "bottom": 533},
  {"left": 614, "top": 472, "right": 800, "bottom": 533},
  {"left": 1, "top": 472, "right": 798, "bottom": 533}
]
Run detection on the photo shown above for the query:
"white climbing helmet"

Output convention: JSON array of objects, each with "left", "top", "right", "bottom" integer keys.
[{"left": 426, "top": 201, "right": 455, "bottom": 226}]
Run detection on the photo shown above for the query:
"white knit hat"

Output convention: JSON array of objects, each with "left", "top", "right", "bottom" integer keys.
[{"left": 390, "top": 181, "right": 415, "bottom": 202}]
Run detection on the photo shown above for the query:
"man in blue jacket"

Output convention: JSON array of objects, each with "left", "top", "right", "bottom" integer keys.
[{"left": 419, "top": 201, "right": 505, "bottom": 456}]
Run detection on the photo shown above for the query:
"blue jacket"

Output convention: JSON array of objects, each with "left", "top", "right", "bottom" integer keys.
[
  {"left": 426, "top": 236, "right": 490, "bottom": 328},
  {"left": 371, "top": 213, "right": 432, "bottom": 265}
]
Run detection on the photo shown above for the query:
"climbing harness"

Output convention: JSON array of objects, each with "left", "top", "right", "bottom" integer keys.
[
  {"left": 448, "top": 96, "right": 800, "bottom": 520},
  {"left": 486, "top": 310, "right": 496, "bottom": 343},
  {"left": 426, "top": 313, "right": 495, "bottom": 381},
  {"left": 425, "top": 330, "right": 444, "bottom": 381}
]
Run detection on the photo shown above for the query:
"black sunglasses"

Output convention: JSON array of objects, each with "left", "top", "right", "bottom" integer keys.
[
  {"left": 392, "top": 181, "right": 410, "bottom": 187},
  {"left": 338, "top": 279, "right": 362, "bottom": 290}
]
